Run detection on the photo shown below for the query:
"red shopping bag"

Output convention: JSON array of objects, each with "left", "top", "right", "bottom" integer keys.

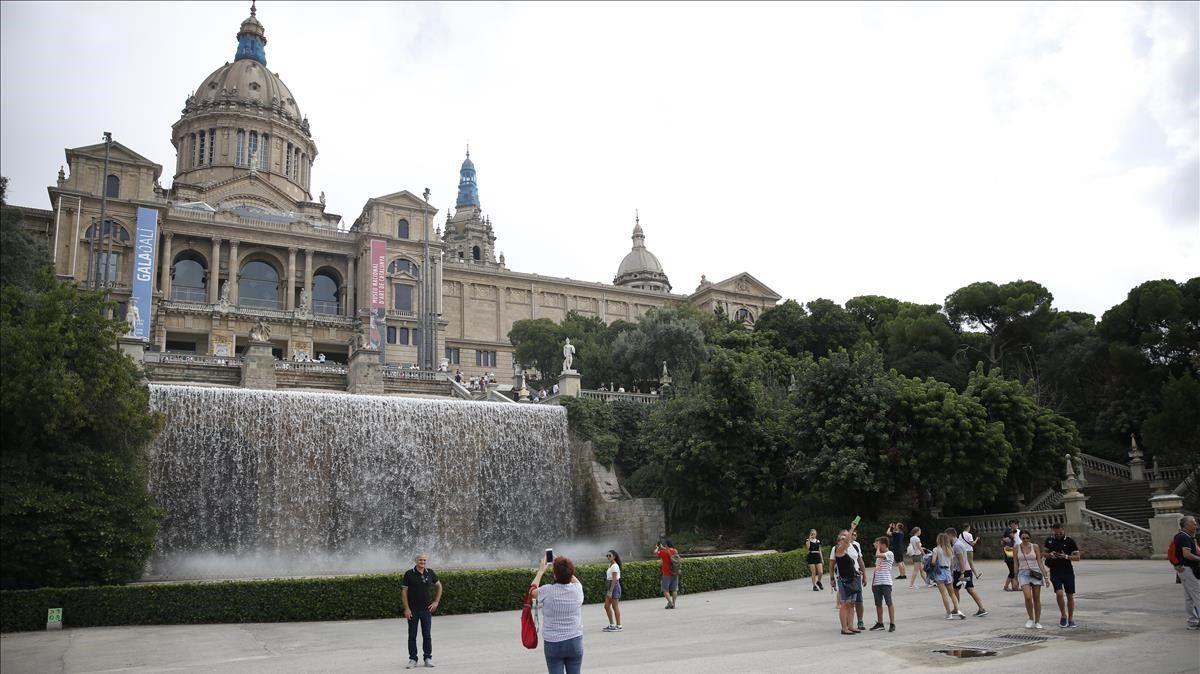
[{"left": 521, "top": 584, "right": 538, "bottom": 649}]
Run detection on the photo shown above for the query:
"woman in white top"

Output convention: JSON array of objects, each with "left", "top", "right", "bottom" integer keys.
[
  {"left": 907, "top": 527, "right": 927, "bottom": 589},
  {"left": 1013, "top": 530, "right": 1048, "bottom": 629},
  {"left": 603, "top": 549, "right": 623, "bottom": 631},
  {"left": 531, "top": 555, "right": 584, "bottom": 674}
]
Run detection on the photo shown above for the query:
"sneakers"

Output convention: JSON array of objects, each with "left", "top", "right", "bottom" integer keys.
[
  {"left": 1067, "top": 621, "right": 1078, "bottom": 629},
  {"left": 406, "top": 660, "right": 419, "bottom": 670},
  {"left": 896, "top": 574, "right": 906, "bottom": 579},
  {"left": 1025, "top": 620, "right": 1035, "bottom": 629},
  {"left": 1059, "top": 617, "right": 1068, "bottom": 628},
  {"left": 857, "top": 620, "right": 866, "bottom": 630},
  {"left": 945, "top": 614, "right": 958, "bottom": 620},
  {"left": 1034, "top": 623, "right": 1045, "bottom": 630},
  {"left": 974, "top": 609, "right": 989, "bottom": 617},
  {"left": 603, "top": 625, "right": 617, "bottom": 631},
  {"left": 1186, "top": 623, "right": 1200, "bottom": 630},
  {"left": 424, "top": 658, "right": 435, "bottom": 667},
  {"left": 869, "top": 622, "right": 885, "bottom": 631},
  {"left": 954, "top": 611, "right": 966, "bottom": 620},
  {"left": 817, "top": 581, "right": 824, "bottom": 590},
  {"left": 813, "top": 585, "right": 820, "bottom": 591},
  {"left": 888, "top": 623, "right": 896, "bottom": 632}
]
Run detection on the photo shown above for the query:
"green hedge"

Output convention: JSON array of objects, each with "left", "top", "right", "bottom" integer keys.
[{"left": 1, "top": 549, "right": 807, "bottom": 632}]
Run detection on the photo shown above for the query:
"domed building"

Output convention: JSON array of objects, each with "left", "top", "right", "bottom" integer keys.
[{"left": 21, "top": 2, "right": 780, "bottom": 393}]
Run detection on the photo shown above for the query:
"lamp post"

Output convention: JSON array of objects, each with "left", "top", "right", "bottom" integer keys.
[
  {"left": 421, "top": 188, "right": 432, "bottom": 370},
  {"left": 100, "top": 132, "right": 113, "bottom": 291}
]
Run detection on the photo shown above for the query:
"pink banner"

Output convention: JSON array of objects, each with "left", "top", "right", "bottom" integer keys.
[{"left": 368, "top": 239, "right": 386, "bottom": 350}]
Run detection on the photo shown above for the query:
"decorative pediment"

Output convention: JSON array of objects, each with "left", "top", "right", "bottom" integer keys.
[
  {"left": 705, "top": 273, "right": 781, "bottom": 300},
  {"left": 66, "top": 141, "right": 161, "bottom": 170},
  {"left": 203, "top": 174, "right": 295, "bottom": 211},
  {"left": 367, "top": 190, "right": 440, "bottom": 213}
]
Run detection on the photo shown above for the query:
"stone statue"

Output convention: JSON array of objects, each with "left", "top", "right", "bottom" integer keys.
[
  {"left": 562, "top": 338, "right": 576, "bottom": 373},
  {"left": 249, "top": 318, "right": 271, "bottom": 343},
  {"left": 299, "top": 288, "right": 309, "bottom": 310},
  {"left": 350, "top": 321, "right": 370, "bottom": 352},
  {"left": 661, "top": 360, "right": 669, "bottom": 380},
  {"left": 125, "top": 297, "right": 140, "bottom": 337},
  {"left": 319, "top": 191, "right": 326, "bottom": 206},
  {"left": 219, "top": 280, "right": 231, "bottom": 302}
]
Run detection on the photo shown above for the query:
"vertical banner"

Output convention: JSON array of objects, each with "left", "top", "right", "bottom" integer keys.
[
  {"left": 129, "top": 207, "right": 159, "bottom": 342},
  {"left": 368, "top": 239, "right": 386, "bottom": 352}
]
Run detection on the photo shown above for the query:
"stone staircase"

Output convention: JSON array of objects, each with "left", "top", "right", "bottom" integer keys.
[{"left": 1080, "top": 481, "right": 1154, "bottom": 527}]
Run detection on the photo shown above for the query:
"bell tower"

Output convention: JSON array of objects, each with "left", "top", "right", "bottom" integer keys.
[{"left": 442, "top": 148, "right": 498, "bottom": 266}]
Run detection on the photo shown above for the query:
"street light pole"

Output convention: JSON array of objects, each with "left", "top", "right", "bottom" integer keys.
[
  {"left": 422, "top": 188, "right": 432, "bottom": 370},
  {"left": 98, "top": 132, "right": 113, "bottom": 289}
]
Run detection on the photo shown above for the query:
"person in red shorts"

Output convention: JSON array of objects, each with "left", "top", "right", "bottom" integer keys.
[{"left": 655, "top": 539, "right": 680, "bottom": 609}]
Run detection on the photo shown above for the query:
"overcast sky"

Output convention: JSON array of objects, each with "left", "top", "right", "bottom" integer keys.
[{"left": 2, "top": 1, "right": 1196, "bottom": 318}]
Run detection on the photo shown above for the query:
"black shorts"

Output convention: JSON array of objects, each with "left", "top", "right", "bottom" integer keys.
[
  {"left": 952, "top": 569, "right": 974, "bottom": 589},
  {"left": 806, "top": 552, "right": 823, "bottom": 565},
  {"left": 1050, "top": 568, "right": 1075, "bottom": 594}
]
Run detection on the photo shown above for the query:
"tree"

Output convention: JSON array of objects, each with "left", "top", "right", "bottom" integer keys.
[
  {"left": 1, "top": 269, "right": 162, "bottom": 588},
  {"left": 611, "top": 307, "right": 707, "bottom": 389},
  {"left": 507, "top": 317, "right": 562, "bottom": 387},
  {"left": 756, "top": 298, "right": 866, "bottom": 359},
  {"left": 1098, "top": 278, "right": 1200, "bottom": 375},
  {"left": 0, "top": 177, "right": 52, "bottom": 290},
  {"left": 1142, "top": 373, "right": 1200, "bottom": 466},
  {"left": 945, "top": 280, "right": 1055, "bottom": 377}
]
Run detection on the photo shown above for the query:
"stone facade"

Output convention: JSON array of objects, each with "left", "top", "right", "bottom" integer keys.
[{"left": 14, "top": 5, "right": 781, "bottom": 385}]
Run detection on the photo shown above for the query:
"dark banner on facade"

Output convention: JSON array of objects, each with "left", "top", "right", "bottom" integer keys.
[
  {"left": 129, "top": 207, "right": 159, "bottom": 342},
  {"left": 368, "top": 239, "right": 386, "bottom": 351}
]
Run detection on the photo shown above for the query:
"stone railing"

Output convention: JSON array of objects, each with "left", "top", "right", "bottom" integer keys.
[
  {"left": 145, "top": 351, "right": 242, "bottom": 367},
  {"left": 446, "top": 377, "right": 475, "bottom": 400},
  {"left": 1081, "top": 508, "right": 1152, "bottom": 551},
  {"left": 167, "top": 206, "right": 352, "bottom": 240},
  {"left": 580, "top": 390, "right": 660, "bottom": 404},
  {"left": 275, "top": 361, "right": 348, "bottom": 374},
  {"left": 1150, "top": 464, "right": 1196, "bottom": 486},
  {"left": 158, "top": 300, "right": 353, "bottom": 327},
  {"left": 1080, "top": 453, "right": 1132, "bottom": 481},
  {"left": 1026, "top": 488, "right": 1064, "bottom": 512},
  {"left": 381, "top": 366, "right": 441, "bottom": 381},
  {"left": 945, "top": 510, "right": 1066, "bottom": 535},
  {"left": 1172, "top": 466, "right": 1200, "bottom": 500}
]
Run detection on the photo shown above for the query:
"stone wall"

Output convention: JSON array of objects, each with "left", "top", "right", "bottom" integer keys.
[{"left": 569, "top": 435, "right": 665, "bottom": 558}]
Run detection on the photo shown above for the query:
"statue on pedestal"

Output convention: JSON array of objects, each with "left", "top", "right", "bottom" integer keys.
[
  {"left": 125, "top": 297, "right": 140, "bottom": 337},
  {"left": 249, "top": 319, "right": 271, "bottom": 343},
  {"left": 562, "top": 338, "right": 576, "bottom": 373}
]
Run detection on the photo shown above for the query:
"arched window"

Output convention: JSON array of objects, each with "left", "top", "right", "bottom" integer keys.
[
  {"left": 472, "top": 246, "right": 481, "bottom": 261},
  {"left": 259, "top": 133, "right": 270, "bottom": 169},
  {"left": 171, "top": 252, "right": 207, "bottom": 302},
  {"left": 397, "top": 219, "right": 410, "bottom": 239},
  {"left": 735, "top": 307, "right": 753, "bottom": 323},
  {"left": 105, "top": 174, "right": 120, "bottom": 198},
  {"left": 248, "top": 131, "right": 259, "bottom": 165},
  {"left": 312, "top": 269, "right": 340, "bottom": 315},
  {"left": 388, "top": 258, "right": 418, "bottom": 277},
  {"left": 239, "top": 260, "right": 280, "bottom": 309},
  {"left": 85, "top": 219, "right": 130, "bottom": 241},
  {"left": 236, "top": 129, "right": 246, "bottom": 165}
]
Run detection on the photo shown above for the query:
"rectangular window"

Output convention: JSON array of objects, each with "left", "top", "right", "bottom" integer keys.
[
  {"left": 475, "top": 350, "right": 497, "bottom": 367},
  {"left": 386, "top": 326, "right": 397, "bottom": 344},
  {"left": 444, "top": 347, "right": 460, "bottom": 364},
  {"left": 236, "top": 130, "right": 245, "bottom": 165},
  {"left": 393, "top": 284, "right": 413, "bottom": 312},
  {"left": 398, "top": 327, "right": 409, "bottom": 345},
  {"left": 93, "top": 252, "right": 119, "bottom": 283},
  {"left": 209, "top": 128, "right": 216, "bottom": 164},
  {"left": 285, "top": 142, "right": 293, "bottom": 176},
  {"left": 198, "top": 131, "right": 206, "bottom": 166},
  {"left": 260, "top": 134, "right": 270, "bottom": 169},
  {"left": 249, "top": 132, "right": 258, "bottom": 165}
]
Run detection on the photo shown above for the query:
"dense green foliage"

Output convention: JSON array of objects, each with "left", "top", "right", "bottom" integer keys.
[
  {"left": 1, "top": 185, "right": 162, "bottom": 589},
  {"left": 0, "top": 178, "right": 52, "bottom": 290},
  {"left": 0, "top": 550, "right": 807, "bottom": 632}
]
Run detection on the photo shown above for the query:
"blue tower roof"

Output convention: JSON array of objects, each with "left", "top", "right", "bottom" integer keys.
[
  {"left": 234, "top": 1, "right": 268, "bottom": 66},
  {"left": 456, "top": 149, "right": 480, "bottom": 208}
]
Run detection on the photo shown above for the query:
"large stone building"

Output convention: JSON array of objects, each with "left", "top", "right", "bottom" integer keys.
[{"left": 13, "top": 5, "right": 780, "bottom": 382}]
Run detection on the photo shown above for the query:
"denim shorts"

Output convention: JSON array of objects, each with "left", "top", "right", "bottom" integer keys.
[
  {"left": 608, "top": 580, "right": 622, "bottom": 600},
  {"left": 837, "top": 577, "right": 863, "bottom": 604},
  {"left": 660, "top": 575, "right": 678, "bottom": 593}
]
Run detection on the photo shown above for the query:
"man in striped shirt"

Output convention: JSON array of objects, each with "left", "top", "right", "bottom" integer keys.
[{"left": 870, "top": 536, "right": 896, "bottom": 632}]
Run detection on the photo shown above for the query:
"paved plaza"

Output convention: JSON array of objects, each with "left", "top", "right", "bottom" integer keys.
[{"left": 2, "top": 560, "right": 1197, "bottom": 673}]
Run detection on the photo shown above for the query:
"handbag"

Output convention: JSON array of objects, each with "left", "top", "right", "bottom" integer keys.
[
  {"left": 520, "top": 584, "right": 538, "bottom": 649},
  {"left": 1028, "top": 570, "right": 1044, "bottom": 581}
]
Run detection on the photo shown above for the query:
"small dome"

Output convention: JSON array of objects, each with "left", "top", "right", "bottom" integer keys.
[
  {"left": 614, "top": 217, "right": 670, "bottom": 292},
  {"left": 617, "top": 247, "right": 664, "bottom": 276},
  {"left": 188, "top": 59, "right": 303, "bottom": 124}
]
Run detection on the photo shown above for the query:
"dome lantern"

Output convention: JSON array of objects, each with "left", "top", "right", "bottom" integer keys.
[{"left": 235, "top": 0, "right": 268, "bottom": 65}]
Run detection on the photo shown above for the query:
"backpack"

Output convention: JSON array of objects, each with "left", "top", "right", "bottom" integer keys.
[
  {"left": 1167, "top": 536, "right": 1183, "bottom": 567},
  {"left": 669, "top": 549, "right": 683, "bottom": 576},
  {"left": 520, "top": 584, "right": 538, "bottom": 649},
  {"left": 922, "top": 552, "right": 935, "bottom": 577}
]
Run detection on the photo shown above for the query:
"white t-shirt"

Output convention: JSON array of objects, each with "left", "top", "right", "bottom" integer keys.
[
  {"left": 607, "top": 563, "right": 621, "bottom": 582},
  {"left": 961, "top": 531, "right": 975, "bottom": 550},
  {"left": 873, "top": 551, "right": 895, "bottom": 586},
  {"left": 908, "top": 535, "right": 923, "bottom": 557},
  {"left": 951, "top": 538, "right": 972, "bottom": 572}
]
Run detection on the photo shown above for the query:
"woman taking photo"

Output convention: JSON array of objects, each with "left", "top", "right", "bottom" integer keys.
[
  {"left": 931, "top": 533, "right": 964, "bottom": 619},
  {"left": 806, "top": 529, "right": 824, "bottom": 591},
  {"left": 906, "top": 527, "right": 927, "bottom": 589},
  {"left": 603, "top": 550, "right": 623, "bottom": 631},
  {"left": 1013, "top": 529, "right": 1048, "bottom": 629},
  {"left": 531, "top": 555, "right": 584, "bottom": 674}
]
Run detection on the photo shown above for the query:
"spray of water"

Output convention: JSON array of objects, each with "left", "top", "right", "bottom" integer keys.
[{"left": 146, "top": 385, "right": 577, "bottom": 580}]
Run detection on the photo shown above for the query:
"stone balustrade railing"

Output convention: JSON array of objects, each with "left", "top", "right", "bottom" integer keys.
[
  {"left": 381, "top": 366, "right": 441, "bottom": 381},
  {"left": 1171, "top": 466, "right": 1200, "bottom": 499},
  {"left": 1150, "top": 464, "right": 1195, "bottom": 485},
  {"left": 275, "top": 361, "right": 348, "bottom": 374},
  {"left": 158, "top": 300, "right": 353, "bottom": 326},
  {"left": 1081, "top": 508, "right": 1151, "bottom": 551},
  {"left": 145, "top": 351, "right": 242, "bottom": 367},
  {"left": 1080, "top": 453, "right": 1132, "bottom": 481},
  {"left": 944, "top": 510, "right": 1066, "bottom": 535},
  {"left": 168, "top": 206, "right": 351, "bottom": 240},
  {"left": 580, "top": 390, "right": 660, "bottom": 404},
  {"left": 1026, "top": 488, "right": 1064, "bottom": 512}
]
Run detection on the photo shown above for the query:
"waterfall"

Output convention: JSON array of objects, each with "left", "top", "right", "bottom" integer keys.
[{"left": 146, "top": 384, "right": 575, "bottom": 579}]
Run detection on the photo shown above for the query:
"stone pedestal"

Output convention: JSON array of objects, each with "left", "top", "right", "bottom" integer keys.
[
  {"left": 1060, "top": 453, "right": 1088, "bottom": 541},
  {"left": 117, "top": 336, "right": 145, "bottom": 369},
  {"left": 347, "top": 347, "right": 383, "bottom": 395},
  {"left": 240, "top": 340, "right": 277, "bottom": 389},
  {"left": 558, "top": 370, "right": 581, "bottom": 398},
  {"left": 1128, "top": 433, "right": 1145, "bottom": 481},
  {"left": 1148, "top": 493, "right": 1184, "bottom": 560}
]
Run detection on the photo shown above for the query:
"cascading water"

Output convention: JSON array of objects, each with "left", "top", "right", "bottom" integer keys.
[{"left": 146, "top": 384, "right": 575, "bottom": 579}]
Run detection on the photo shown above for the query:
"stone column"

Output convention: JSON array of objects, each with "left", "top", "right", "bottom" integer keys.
[
  {"left": 1148, "top": 493, "right": 1184, "bottom": 560},
  {"left": 240, "top": 337, "right": 277, "bottom": 389},
  {"left": 159, "top": 231, "right": 174, "bottom": 299},
  {"left": 1060, "top": 453, "right": 1088, "bottom": 541},
  {"left": 305, "top": 249, "right": 315, "bottom": 305},
  {"left": 347, "top": 345, "right": 383, "bottom": 394},
  {"left": 286, "top": 247, "right": 297, "bottom": 310},
  {"left": 1128, "top": 433, "right": 1145, "bottom": 481},
  {"left": 228, "top": 239, "right": 241, "bottom": 304},
  {"left": 346, "top": 255, "right": 356, "bottom": 317},
  {"left": 208, "top": 237, "right": 221, "bottom": 303},
  {"left": 558, "top": 370, "right": 582, "bottom": 398}
]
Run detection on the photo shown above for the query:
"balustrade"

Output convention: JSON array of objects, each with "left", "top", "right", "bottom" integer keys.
[
  {"left": 275, "top": 361, "right": 347, "bottom": 374},
  {"left": 1081, "top": 508, "right": 1151, "bottom": 550},
  {"left": 580, "top": 389, "right": 659, "bottom": 404},
  {"left": 1080, "top": 453, "right": 1132, "bottom": 480},
  {"left": 145, "top": 351, "right": 241, "bottom": 367}
]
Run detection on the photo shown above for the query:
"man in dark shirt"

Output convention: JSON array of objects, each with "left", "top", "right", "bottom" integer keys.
[
  {"left": 402, "top": 554, "right": 443, "bottom": 668},
  {"left": 1175, "top": 516, "right": 1200, "bottom": 630},
  {"left": 1044, "top": 523, "right": 1081, "bottom": 628}
]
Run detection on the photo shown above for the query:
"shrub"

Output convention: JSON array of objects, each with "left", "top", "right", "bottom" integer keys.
[{"left": 1, "top": 550, "right": 807, "bottom": 632}]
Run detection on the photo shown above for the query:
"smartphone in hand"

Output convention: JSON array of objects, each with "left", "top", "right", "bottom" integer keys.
[{"left": 545, "top": 548, "right": 554, "bottom": 563}]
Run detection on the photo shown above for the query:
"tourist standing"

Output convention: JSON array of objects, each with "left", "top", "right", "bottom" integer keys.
[
  {"left": 961, "top": 524, "right": 979, "bottom": 579},
  {"left": 1014, "top": 530, "right": 1047, "bottom": 629},
  {"left": 849, "top": 529, "right": 866, "bottom": 629},
  {"left": 401, "top": 554, "right": 443, "bottom": 668},
  {"left": 603, "top": 550, "right": 623, "bottom": 631},
  {"left": 531, "top": 555, "right": 585, "bottom": 674},
  {"left": 947, "top": 527, "right": 988, "bottom": 617},
  {"left": 806, "top": 529, "right": 824, "bottom": 591},
  {"left": 906, "top": 527, "right": 927, "bottom": 589},
  {"left": 870, "top": 536, "right": 897, "bottom": 632},
  {"left": 833, "top": 532, "right": 862, "bottom": 635},
  {"left": 1174, "top": 515, "right": 1200, "bottom": 630},
  {"left": 1001, "top": 524, "right": 1018, "bottom": 592},
  {"left": 1044, "top": 523, "right": 1081, "bottom": 628},
  {"left": 891, "top": 523, "right": 908, "bottom": 580},
  {"left": 655, "top": 539, "right": 680, "bottom": 609},
  {"left": 931, "top": 533, "right": 963, "bottom": 619}
]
